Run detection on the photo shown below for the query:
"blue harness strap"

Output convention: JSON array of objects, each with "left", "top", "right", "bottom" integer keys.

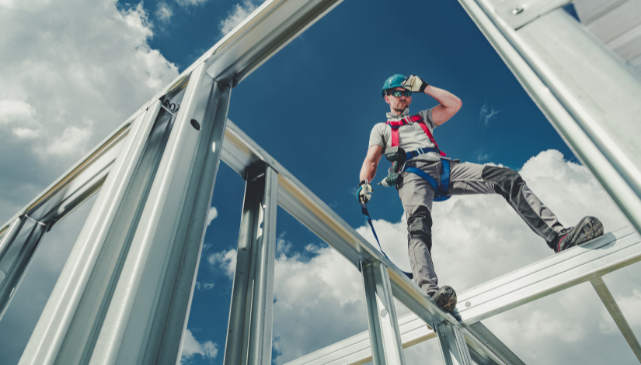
[
  {"left": 404, "top": 159, "right": 452, "bottom": 201},
  {"left": 361, "top": 203, "right": 413, "bottom": 279},
  {"left": 405, "top": 147, "right": 439, "bottom": 161}
]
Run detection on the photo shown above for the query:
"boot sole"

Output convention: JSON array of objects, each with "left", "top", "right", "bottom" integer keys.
[{"left": 432, "top": 286, "right": 458, "bottom": 312}]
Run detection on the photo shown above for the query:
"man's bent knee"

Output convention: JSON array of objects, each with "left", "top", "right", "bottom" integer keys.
[
  {"left": 481, "top": 166, "right": 525, "bottom": 201},
  {"left": 407, "top": 206, "right": 433, "bottom": 252}
]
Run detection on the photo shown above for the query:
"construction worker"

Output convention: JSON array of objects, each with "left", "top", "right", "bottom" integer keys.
[{"left": 357, "top": 74, "right": 604, "bottom": 312}]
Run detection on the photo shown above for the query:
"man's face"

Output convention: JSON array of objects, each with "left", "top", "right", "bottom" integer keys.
[{"left": 384, "top": 87, "right": 412, "bottom": 114}]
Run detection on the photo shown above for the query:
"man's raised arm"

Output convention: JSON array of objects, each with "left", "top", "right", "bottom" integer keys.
[{"left": 402, "top": 75, "right": 462, "bottom": 126}]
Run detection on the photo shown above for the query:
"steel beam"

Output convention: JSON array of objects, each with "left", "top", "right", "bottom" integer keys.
[
  {"left": 361, "top": 261, "right": 406, "bottom": 365},
  {"left": 456, "top": 227, "right": 639, "bottom": 324},
  {"left": 18, "top": 93, "right": 163, "bottom": 365},
  {"left": 224, "top": 166, "right": 279, "bottom": 365},
  {"left": 0, "top": 110, "right": 138, "bottom": 234},
  {"left": 150, "top": 0, "right": 344, "bottom": 104},
  {"left": 283, "top": 313, "right": 435, "bottom": 365},
  {"left": 20, "top": 62, "right": 231, "bottom": 364},
  {"left": 86, "top": 63, "right": 227, "bottom": 365},
  {"left": 590, "top": 277, "right": 641, "bottom": 363},
  {"left": 283, "top": 226, "right": 639, "bottom": 365},
  {"left": 435, "top": 322, "right": 472, "bottom": 365},
  {"left": 458, "top": 0, "right": 641, "bottom": 235},
  {"left": 0, "top": 217, "right": 47, "bottom": 320},
  {"left": 463, "top": 323, "right": 523, "bottom": 365},
  {"left": 0, "top": 114, "right": 140, "bottom": 320}
]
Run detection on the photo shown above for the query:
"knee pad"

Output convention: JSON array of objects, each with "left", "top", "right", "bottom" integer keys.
[{"left": 407, "top": 206, "right": 433, "bottom": 252}]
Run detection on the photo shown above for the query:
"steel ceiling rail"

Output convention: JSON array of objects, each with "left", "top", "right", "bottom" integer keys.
[
  {"left": 291, "top": 226, "right": 641, "bottom": 365},
  {"left": 150, "top": 0, "right": 344, "bottom": 102}
]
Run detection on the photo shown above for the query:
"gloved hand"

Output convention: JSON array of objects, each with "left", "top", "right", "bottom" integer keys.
[
  {"left": 357, "top": 180, "right": 373, "bottom": 204},
  {"left": 402, "top": 75, "right": 429, "bottom": 93}
]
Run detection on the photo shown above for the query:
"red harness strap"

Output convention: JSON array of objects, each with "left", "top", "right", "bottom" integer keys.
[{"left": 386, "top": 114, "right": 446, "bottom": 156}]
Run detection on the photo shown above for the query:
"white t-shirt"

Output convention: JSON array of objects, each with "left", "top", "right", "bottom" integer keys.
[{"left": 368, "top": 108, "right": 439, "bottom": 162}]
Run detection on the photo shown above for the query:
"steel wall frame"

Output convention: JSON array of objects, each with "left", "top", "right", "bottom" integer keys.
[{"left": 1, "top": 0, "right": 640, "bottom": 364}]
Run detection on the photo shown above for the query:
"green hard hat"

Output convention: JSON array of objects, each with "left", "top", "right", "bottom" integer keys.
[{"left": 381, "top": 74, "right": 407, "bottom": 97}]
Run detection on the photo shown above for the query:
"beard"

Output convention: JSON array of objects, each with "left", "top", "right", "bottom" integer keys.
[{"left": 393, "top": 103, "right": 406, "bottom": 113}]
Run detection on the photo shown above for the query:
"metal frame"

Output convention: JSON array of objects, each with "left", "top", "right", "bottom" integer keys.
[
  {"left": 224, "top": 166, "right": 279, "bottom": 365},
  {"left": 0, "top": 0, "right": 639, "bottom": 364},
  {"left": 285, "top": 226, "right": 641, "bottom": 365},
  {"left": 361, "top": 261, "right": 406, "bottom": 365}
]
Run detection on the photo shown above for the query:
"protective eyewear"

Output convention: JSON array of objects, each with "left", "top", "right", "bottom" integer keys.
[{"left": 386, "top": 89, "right": 412, "bottom": 97}]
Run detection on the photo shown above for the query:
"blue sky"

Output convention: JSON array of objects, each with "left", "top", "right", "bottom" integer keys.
[{"left": 1, "top": 1, "right": 640, "bottom": 365}]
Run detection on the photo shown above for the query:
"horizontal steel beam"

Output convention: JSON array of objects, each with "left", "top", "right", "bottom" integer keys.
[
  {"left": 456, "top": 226, "right": 639, "bottom": 323},
  {"left": 283, "top": 227, "right": 639, "bottom": 365},
  {"left": 151, "top": 0, "right": 344, "bottom": 104},
  {"left": 283, "top": 313, "right": 435, "bottom": 365}
]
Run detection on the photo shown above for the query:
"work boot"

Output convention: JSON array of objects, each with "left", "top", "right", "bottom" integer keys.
[
  {"left": 429, "top": 286, "right": 457, "bottom": 312},
  {"left": 554, "top": 216, "right": 604, "bottom": 253}
]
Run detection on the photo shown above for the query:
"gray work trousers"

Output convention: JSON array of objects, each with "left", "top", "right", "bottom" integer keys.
[{"left": 397, "top": 159, "right": 564, "bottom": 295}]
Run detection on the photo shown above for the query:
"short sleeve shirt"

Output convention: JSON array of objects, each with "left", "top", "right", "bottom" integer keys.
[{"left": 368, "top": 108, "right": 440, "bottom": 162}]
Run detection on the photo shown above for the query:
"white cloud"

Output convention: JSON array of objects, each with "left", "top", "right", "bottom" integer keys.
[
  {"left": 180, "top": 329, "right": 218, "bottom": 364},
  {"left": 272, "top": 244, "right": 367, "bottom": 364},
  {"left": 155, "top": 2, "right": 173, "bottom": 22},
  {"left": 176, "top": 0, "right": 208, "bottom": 7},
  {"left": 0, "top": 1, "right": 180, "bottom": 361},
  {"left": 0, "top": 0, "right": 179, "bottom": 223},
  {"left": 194, "top": 281, "right": 215, "bottom": 291},
  {"left": 276, "top": 233, "right": 291, "bottom": 255},
  {"left": 13, "top": 127, "right": 40, "bottom": 139},
  {"left": 207, "top": 206, "right": 218, "bottom": 226},
  {"left": 208, "top": 249, "right": 237, "bottom": 278},
  {"left": 220, "top": 0, "right": 258, "bottom": 35},
  {"left": 0, "top": 0, "right": 15, "bottom": 8},
  {"left": 480, "top": 103, "right": 500, "bottom": 126},
  {"left": 209, "top": 150, "right": 636, "bottom": 365},
  {"left": 0, "top": 100, "right": 35, "bottom": 124},
  {"left": 45, "top": 125, "right": 93, "bottom": 157}
]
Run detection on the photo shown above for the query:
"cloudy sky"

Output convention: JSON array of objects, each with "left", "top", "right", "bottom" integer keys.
[{"left": 0, "top": 0, "right": 640, "bottom": 365}]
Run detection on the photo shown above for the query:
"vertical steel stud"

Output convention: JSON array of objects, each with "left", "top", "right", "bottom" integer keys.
[
  {"left": 20, "top": 61, "right": 231, "bottom": 365},
  {"left": 0, "top": 217, "right": 47, "bottom": 320},
  {"left": 224, "top": 165, "right": 278, "bottom": 365},
  {"left": 436, "top": 323, "right": 472, "bottom": 365},
  {"left": 591, "top": 277, "right": 641, "bottom": 363},
  {"left": 361, "top": 261, "right": 405, "bottom": 365}
]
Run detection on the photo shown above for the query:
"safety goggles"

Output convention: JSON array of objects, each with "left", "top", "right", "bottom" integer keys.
[{"left": 386, "top": 89, "right": 412, "bottom": 97}]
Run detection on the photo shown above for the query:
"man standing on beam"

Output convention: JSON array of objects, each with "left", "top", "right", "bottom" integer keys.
[{"left": 357, "top": 74, "right": 604, "bottom": 312}]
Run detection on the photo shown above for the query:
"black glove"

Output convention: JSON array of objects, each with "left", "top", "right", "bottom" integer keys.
[{"left": 402, "top": 75, "right": 429, "bottom": 93}]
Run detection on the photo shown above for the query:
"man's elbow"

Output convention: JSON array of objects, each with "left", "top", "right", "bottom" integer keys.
[{"left": 453, "top": 97, "right": 462, "bottom": 113}]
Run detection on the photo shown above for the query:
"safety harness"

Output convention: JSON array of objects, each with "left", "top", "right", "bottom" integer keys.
[
  {"left": 386, "top": 113, "right": 452, "bottom": 201},
  {"left": 361, "top": 113, "right": 455, "bottom": 279}
]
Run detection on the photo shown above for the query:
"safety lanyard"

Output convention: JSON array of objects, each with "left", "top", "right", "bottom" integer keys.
[{"left": 361, "top": 203, "right": 413, "bottom": 279}]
